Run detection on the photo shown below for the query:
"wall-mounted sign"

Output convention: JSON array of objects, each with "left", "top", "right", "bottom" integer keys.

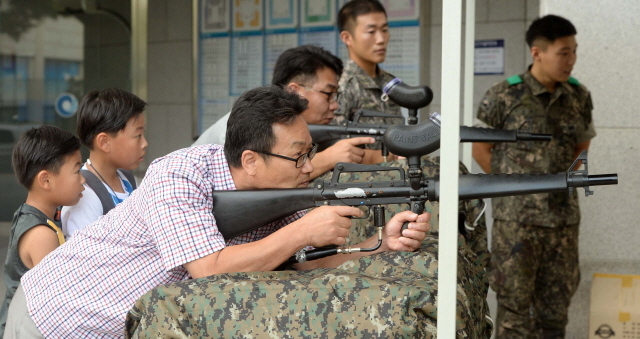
[
  {"left": 474, "top": 39, "right": 504, "bottom": 75},
  {"left": 54, "top": 93, "right": 78, "bottom": 118}
]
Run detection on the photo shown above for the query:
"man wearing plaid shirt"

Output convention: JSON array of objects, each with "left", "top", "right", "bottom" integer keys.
[{"left": 14, "top": 86, "right": 429, "bottom": 338}]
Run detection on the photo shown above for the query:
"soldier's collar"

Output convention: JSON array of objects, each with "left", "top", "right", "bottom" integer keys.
[
  {"left": 347, "top": 60, "right": 380, "bottom": 89},
  {"left": 524, "top": 71, "right": 556, "bottom": 96}
]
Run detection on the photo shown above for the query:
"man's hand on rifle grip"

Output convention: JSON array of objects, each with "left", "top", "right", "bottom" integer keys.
[{"left": 382, "top": 211, "right": 430, "bottom": 252}]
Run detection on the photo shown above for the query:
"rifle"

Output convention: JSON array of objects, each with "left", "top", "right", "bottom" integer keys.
[
  {"left": 212, "top": 150, "right": 617, "bottom": 261},
  {"left": 312, "top": 77, "right": 549, "bottom": 157},
  {"left": 213, "top": 152, "right": 616, "bottom": 240},
  {"left": 309, "top": 110, "right": 551, "bottom": 152}
]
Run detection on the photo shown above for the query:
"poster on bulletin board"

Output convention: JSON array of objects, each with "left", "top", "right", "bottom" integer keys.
[
  {"left": 264, "top": 0, "right": 298, "bottom": 85},
  {"left": 379, "top": 0, "right": 420, "bottom": 86},
  {"left": 194, "top": 0, "right": 422, "bottom": 138},
  {"left": 474, "top": 39, "right": 505, "bottom": 75},
  {"left": 197, "top": 0, "right": 232, "bottom": 137},
  {"left": 230, "top": 0, "right": 264, "bottom": 95},
  {"left": 299, "top": 0, "right": 337, "bottom": 54},
  {"left": 201, "top": 0, "right": 230, "bottom": 33},
  {"left": 266, "top": 0, "right": 297, "bottom": 29}
]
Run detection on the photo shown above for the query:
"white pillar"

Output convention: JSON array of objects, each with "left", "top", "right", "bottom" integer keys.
[
  {"left": 438, "top": 0, "right": 462, "bottom": 337},
  {"left": 462, "top": 0, "right": 476, "bottom": 169},
  {"left": 131, "top": 0, "right": 148, "bottom": 101}
]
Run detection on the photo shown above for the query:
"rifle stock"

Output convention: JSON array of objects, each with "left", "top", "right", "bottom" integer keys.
[{"left": 213, "top": 187, "right": 316, "bottom": 240}]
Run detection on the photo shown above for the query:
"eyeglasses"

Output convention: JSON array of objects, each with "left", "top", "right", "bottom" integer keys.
[
  {"left": 253, "top": 143, "right": 318, "bottom": 168},
  {"left": 300, "top": 85, "right": 340, "bottom": 103}
]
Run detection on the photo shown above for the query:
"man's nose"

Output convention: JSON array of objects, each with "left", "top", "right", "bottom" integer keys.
[
  {"left": 568, "top": 52, "right": 577, "bottom": 66},
  {"left": 329, "top": 100, "right": 339, "bottom": 112},
  {"left": 141, "top": 135, "right": 149, "bottom": 150},
  {"left": 302, "top": 156, "right": 314, "bottom": 173}
]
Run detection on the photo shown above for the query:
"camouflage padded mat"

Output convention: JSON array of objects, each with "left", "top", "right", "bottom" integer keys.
[{"left": 125, "top": 236, "right": 492, "bottom": 338}]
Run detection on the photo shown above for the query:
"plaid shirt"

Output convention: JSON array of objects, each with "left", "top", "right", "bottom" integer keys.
[{"left": 21, "top": 144, "right": 305, "bottom": 338}]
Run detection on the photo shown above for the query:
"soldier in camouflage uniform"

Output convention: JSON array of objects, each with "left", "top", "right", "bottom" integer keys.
[
  {"left": 335, "top": 0, "right": 490, "bottom": 272},
  {"left": 473, "top": 15, "right": 596, "bottom": 339},
  {"left": 335, "top": 0, "right": 400, "bottom": 130}
]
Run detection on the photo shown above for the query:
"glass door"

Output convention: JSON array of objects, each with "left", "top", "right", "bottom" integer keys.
[{"left": 0, "top": 0, "right": 132, "bottom": 221}]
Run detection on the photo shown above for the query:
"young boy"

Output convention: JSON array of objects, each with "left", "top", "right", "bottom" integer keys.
[
  {"left": 61, "top": 88, "right": 148, "bottom": 237},
  {"left": 1, "top": 125, "right": 85, "bottom": 336}
]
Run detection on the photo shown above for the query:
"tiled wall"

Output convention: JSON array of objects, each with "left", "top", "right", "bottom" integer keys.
[
  {"left": 147, "top": 0, "right": 195, "bottom": 163},
  {"left": 427, "top": 0, "right": 539, "bottom": 119}
]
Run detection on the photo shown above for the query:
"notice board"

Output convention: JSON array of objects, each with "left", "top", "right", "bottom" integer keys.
[{"left": 194, "top": 0, "right": 422, "bottom": 138}]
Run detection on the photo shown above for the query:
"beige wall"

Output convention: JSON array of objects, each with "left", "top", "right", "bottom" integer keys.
[{"left": 541, "top": 1, "right": 640, "bottom": 337}]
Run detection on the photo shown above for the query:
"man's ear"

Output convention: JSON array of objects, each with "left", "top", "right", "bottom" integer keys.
[
  {"left": 94, "top": 132, "right": 111, "bottom": 153},
  {"left": 530, "top": 46, "right": 541, "bottom": 62},
  {"left": 241, "top": 150, "right": 261, "bottom": 176},
  {"left": 340, "top": 30, "right": 352, "bottom": 47},
  {"left": 35, "top": 170, "right": 51, "bottom": 190},
  {"left": 287, "top": 82, "right": 304, "bottom": 97}
]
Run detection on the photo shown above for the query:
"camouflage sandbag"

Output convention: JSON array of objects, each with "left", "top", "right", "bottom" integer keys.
[{"left": 125, "top": 236, "right": 492, "bottom": 338}]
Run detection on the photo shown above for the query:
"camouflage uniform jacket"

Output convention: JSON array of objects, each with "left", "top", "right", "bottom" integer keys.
[
  {"left": 333, "top": 59, "right": 402, "bottom": 127},
  {"left": 477, "top": 70, "right": 596, "bottom": 227}
]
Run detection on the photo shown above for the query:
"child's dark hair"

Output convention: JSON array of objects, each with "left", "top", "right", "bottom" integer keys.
[
  {"left": 526, "top": 15, "right": 577, "bottom": 48},
  {"left": 77, "top": 88, "right": 147, "bottom": 149},
  {"left": 12, "top": 125, "right": 80, "bottom": 189},
  {"left": 338, "top": 0, "right": 387, "bottom": 33}
]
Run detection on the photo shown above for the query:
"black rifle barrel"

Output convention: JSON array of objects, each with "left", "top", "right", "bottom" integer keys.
[
  {"left": 459, "top": 126, "right": 552, "bottom": 142},
  {"left": 569, "top": 174, "right": 618, "bottom": 187},
  {"left": 310, "top": 123, "right": 551, "bottom": 152},
  {"left": 308, "top": 124, "right": 387, "bottom": 144},
  {"left": 517, "top": 132, "right": 553, "bottom": 141},
  {"left": 451, "top": 173, "right": 617, "bottom": 200}
]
